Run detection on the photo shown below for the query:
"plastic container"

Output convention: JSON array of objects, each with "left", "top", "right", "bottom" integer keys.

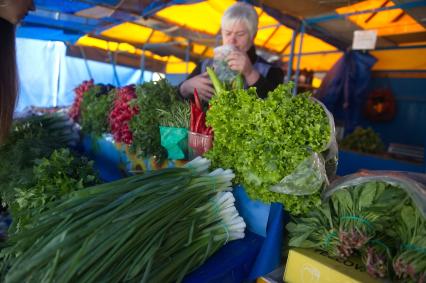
[{"left": 188, "top": 131, "right": 213, "bottom": 158}]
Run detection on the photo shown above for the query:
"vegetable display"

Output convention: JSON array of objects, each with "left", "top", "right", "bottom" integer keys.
[
  {"left": 0, "top": 114, "right": 79, "bottom": 207},
  {"left": 69, "top": 80, "right": 94, "bottom": 122},
  {"left": 3, "top": 158, "right": 245, "bottom": 283},
  {"left": 129, "top": 79, "right": 179, "bottom": 160},
  {"left": 340, "top": 127, "right": 385, "bottom": 154},
  {"left": 287, "top": 172, "right": 426, "bottom": 281},
  {"left": 205, "top": 76, "right": 332, "bottom": 215},
  {"left": 79, "top": 84, "right": 115, "bottom": 138},
  {"left": 109, "top": 85, "right": 138, "bottom": 144},
  {"left": 10, "top": 148, "right": 100, "bottom": 233}
]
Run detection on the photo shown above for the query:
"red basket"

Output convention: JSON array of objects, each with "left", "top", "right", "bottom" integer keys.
[{"left": 188, "top": 131, "right": 213, "bottom": 157}]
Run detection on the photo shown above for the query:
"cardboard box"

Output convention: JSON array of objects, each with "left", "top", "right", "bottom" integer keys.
[{"left": 284, "top": 248, "right": 382, "bottom": 283}]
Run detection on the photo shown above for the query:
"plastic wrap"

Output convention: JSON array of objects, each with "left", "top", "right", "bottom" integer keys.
[
  {"left": 268, "top": 98, "right": 338, "bottom": 196},
  {"left": 213, "top": 45, "right": 238, "bottom": 83},
  {"left": 270, "top": 152, "right": 328, "bottom": 195},
  {"left": 323, "top": 170, "right": 426, "bottom": 218}
]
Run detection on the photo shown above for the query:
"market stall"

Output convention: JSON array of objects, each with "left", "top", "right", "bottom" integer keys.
[{"left": 1, "top": 0, "right": 425, "bottom": 282}]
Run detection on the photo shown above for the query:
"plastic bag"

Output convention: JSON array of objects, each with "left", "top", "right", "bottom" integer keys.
[
  {"left": 159, "top": 126, "right": 188, "bottom": 160},
  {"left": 213, "top": 45, "right": 238, "bottom": 83},
  {"left": 268, "top": 98, "right": 338, "bottom": 196},
  {"left": 188, "top": 131, "right": 213, "bottom": 158},
  {"left": 270, "top": 152, "right": 328, "bottom": 195},
  {"left": 322, "top": 170, "right": 426, "bottom": 218}
]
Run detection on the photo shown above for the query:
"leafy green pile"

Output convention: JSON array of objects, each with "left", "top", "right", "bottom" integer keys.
[
  {"left": 205, "top": 83, "right": 331, "bottom": 215},
  {"left": 287, "top": 178, "right": 426, "bottom": 281},
  {"left": 0, "top": 114, "right": 79, "bottom": 207},
  {"left": 340, "top": 127, "right": 384, "bottom": 154},
  {"left": 10, "top": 148, "right": 100, "bottom": 233},
  {"left": 129, "top": 79, "right": 180, "bottom": 160},
  {"left": 79, "top": 84, "right": 115, "bottom": 137}
]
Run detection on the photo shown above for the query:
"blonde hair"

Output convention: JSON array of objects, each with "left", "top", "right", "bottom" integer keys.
[{"left": 221, "top": 3, "right": 258, "bottom": 40}]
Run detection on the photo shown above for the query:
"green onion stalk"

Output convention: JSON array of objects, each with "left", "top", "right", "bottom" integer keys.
[{"left": 2, "top": 157, "right": 246, "bottom": 283}]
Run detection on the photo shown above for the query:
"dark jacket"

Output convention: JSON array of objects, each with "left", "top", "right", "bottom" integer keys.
[{"left": 181, "top": 45, "right": 284, "bottom": 99}]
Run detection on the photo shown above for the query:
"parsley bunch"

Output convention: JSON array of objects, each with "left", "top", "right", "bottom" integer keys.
[
  {"left": 206, "top": 83, "right": 331, "bottom": 215},
  {"left": 129, "top": 79, "right": 179, "bottom": 160},
  {"left": 79, "top": 84, "right": 115, "bottom": 137},
  {"left": 10, "top": 148, "right": 100, "bottom": 233}
]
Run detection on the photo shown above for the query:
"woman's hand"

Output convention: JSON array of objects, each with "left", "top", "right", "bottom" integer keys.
[
  {"left": 180, "top": 72, "right": 214, "bottom": 102},
  {"left": 226, "top": 50, "right": 260, "bottom": 85}
]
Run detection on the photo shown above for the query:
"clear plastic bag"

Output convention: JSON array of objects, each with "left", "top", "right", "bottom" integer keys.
[
  {"left": 268, "top": 98, "right": 338, "bottom": 195},
  {"left": 213, "top": 45, "right": 238, "bottom": 83},
  {"left": 270, "top": 152, "right": 328, "bottom": 195},
  {"left": 322, "top": 170, "right": 426, "bottom": 218}
]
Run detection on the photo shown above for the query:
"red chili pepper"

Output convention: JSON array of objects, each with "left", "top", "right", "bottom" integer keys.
[{"left": 193, "top": 88, "right": 202, "bottom": 111}]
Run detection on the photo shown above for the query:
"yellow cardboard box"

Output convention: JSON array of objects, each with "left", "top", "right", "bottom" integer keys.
[{"left": 284, "top": 248, "right": 382, "bottom": 283}]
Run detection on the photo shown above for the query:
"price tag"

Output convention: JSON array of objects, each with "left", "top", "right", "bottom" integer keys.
[{"left": 352, "top": 30, "right": 377, "bottom": 50}]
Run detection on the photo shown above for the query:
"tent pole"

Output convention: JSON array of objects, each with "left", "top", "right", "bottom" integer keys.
[
  {"left": 185, "top": 40, "right": 191, "bottom": 75},
  {"left": 79, "top": 46, "right": 93, "bottom": 80},
  {"left": 293, "top": 23, "right": 305, "bottom": 96},
  {"left": 285, "top": 29, "right": 297, "bottom": 83},
  {"left": 140, "top": 47, "right": 146, "bottom": 84}
]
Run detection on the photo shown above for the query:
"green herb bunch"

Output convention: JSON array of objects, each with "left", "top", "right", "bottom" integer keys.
[
  {"left": 10, "top": 148, "right": 100, "bottom": 233},
  {"left": 205, "top": 82, "right": 331, "bottom": 215},
  {"left": 157, "top": 100, "right": 190, "bottom": 129},
  {"left": 392, "top": 204, "right": 426, "bottom": 282},
  {"left": 129, "top": 79, "right": 180, "bottom": 160},
  {"left": 79, "top": 84, "right": 115, "bottom": 137},
  {"left": 340, "top": 127, "right": 385, "bottom": 154},
  {"left": 0, "top": 114, "right": 78, "bottom": 207}
]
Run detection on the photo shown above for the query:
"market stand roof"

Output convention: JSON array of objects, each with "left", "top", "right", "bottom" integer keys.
[{"left": 17, "top": 0, "right": 426, "bottom": 74}]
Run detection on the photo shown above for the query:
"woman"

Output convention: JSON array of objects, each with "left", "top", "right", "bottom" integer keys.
[
  {"left": 0, "top": 0, "right": 35, "bottom": 143},
  {"left": 179, "top": 2, "right": 284, "bottom": 101}
]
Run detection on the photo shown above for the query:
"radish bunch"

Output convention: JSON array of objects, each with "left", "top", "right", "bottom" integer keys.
[
  {"left": 109, "top": 85, "right": 138, "bottom": 144},
  {"left": 69, "top": 80, "right": 94, "bottom": 121}
]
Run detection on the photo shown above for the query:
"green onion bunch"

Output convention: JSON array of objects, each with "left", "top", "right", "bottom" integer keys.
[{"left": 2, "top": 157, "right": 245, "bottom": 283}]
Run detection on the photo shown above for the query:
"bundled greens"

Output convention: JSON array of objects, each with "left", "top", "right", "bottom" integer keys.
[
  {"left": 287, "top": 173, "right": 426, "bottom": 281},
  {"left": 2, "top": 158, "right": 245, "bottom": 283},
  {"left": 129, "top": 79, "right": 180, "bottom": 160},
  {"left": 10, "top": 148, "right": 100, "bottom": 233},
  {"left": 340, "top": 127, "right": 384, "bottom": 154},
  {"left": 393, "top": 204, "right": 426, "bottom": 282},
  {"left": 79, "top": 84, "right": 115, "bottom": 137},
  {"left": 0, "top": 114, "right": 79, "bottom": 207},
  {"left": 205, "top": 80, "right": 332, "bottom": 215}
]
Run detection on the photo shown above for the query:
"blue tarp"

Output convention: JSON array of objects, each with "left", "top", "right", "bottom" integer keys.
[{"left": 317, "top": 51, "right": 377, "bottom": 134}]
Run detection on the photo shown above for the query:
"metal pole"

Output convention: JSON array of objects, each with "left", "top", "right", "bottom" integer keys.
[
  {"left": 185, "top": 40, "right": 191, "bottom": 75},
  {"left": 79, "top": 45, "right": 93, "bottom": 80},
  {"left": 293, "top": 23, "right": 305, "bottom": 96},
  {"left": 139, "top": 47, "right": 146, "bottom": 83},
  {"left": 285, "top": 29, "right": 297, "bottom": 83}
]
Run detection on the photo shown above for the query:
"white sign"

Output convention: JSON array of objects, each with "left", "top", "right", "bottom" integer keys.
[{"left": 352, "top": 30, "right": 377, "bottom": 50}]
